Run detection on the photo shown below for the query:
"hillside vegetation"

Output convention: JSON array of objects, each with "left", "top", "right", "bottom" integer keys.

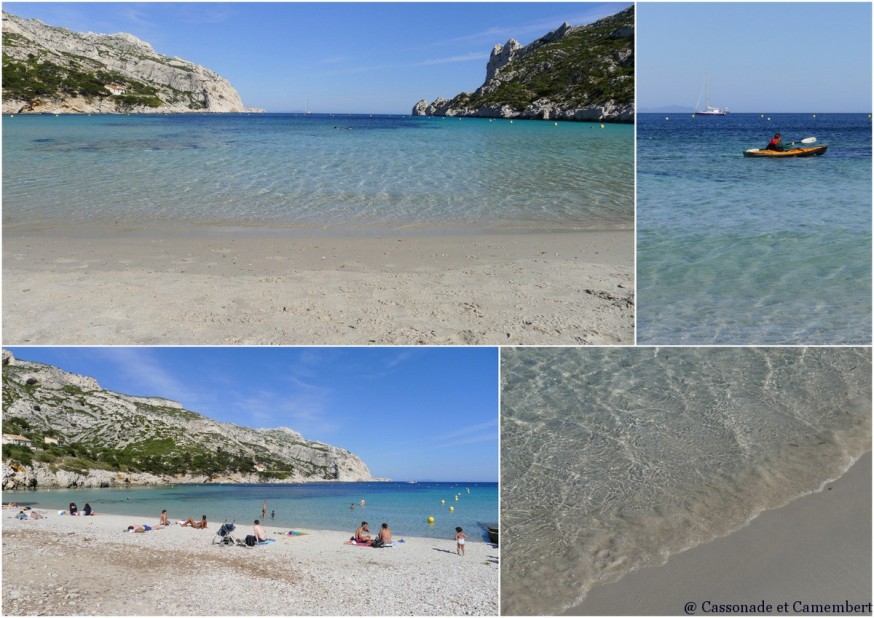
[
  {"left": 2, "top": 351, "right": 372, "bottom": 487},
  {"left": 413, "top": 6, "right": 634, "bottom": 122}
]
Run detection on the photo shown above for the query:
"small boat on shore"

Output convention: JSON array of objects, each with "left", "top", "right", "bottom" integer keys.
[
  {"left": 484, "top": 523, "right": 498, "bottom": 545},
  {"left": 743, "top": 145, "right": 828, "bottom": 158}
]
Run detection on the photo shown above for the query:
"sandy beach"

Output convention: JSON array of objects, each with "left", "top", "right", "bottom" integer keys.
[
  {"left": 569, "top": 452, "right": 872, "bottom": 615},
  {"left": 1, "top": 509, "right": 498, "bottom": 615},
  {"left": 3, "top": 229, "right": 633, "bottom": 345}
]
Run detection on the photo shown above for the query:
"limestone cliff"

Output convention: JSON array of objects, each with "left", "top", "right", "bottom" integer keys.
[
  {"left": 2, "top": 11, "right": 261, "bottom": 114},
  {"left": 1, "top": 350, "right": 374, "bottom": 490},
  {"left": 412, "top": 6, "right": 633, "bottom": 122}
]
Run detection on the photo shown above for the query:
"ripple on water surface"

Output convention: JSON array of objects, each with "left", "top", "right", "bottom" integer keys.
[
  {"left": 500, "top": 347, "right": 872, "bottom": 615},
  {"left": 636, "top": 113, "right": 871, "bottom": 344},
  {"left": 2, "top": 114, "right": 633, "bottom": 234}
]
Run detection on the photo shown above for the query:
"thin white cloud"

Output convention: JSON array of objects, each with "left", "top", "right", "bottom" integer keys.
[
  {"left": 432, "top": 418, "right": 498, "bottom": 448},
  {"left": 384, "top": 350, "right": 415, "bottom": 369},
  {"left": 321, "top": 55, "right": 351, "bottom": 65},
  {"left": 85, "top": 348, "right": 208, "bottom": 412},
  {"left": 418, "top": 52, "right": 490, "bottom": 66}
]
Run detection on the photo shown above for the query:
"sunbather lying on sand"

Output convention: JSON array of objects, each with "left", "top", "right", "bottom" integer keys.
[
  {"left": 181, "top": 515, "right": 208, "bottom": 529},
  {"left": 126, "top": 525, "right": 153, "bottom": 533}
]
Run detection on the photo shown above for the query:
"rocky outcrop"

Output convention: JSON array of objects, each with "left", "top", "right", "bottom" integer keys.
[
  {"left": 2, "top": 11, "right": 262, "bottom": 114},
  {"left": 2, "top": 350, "right": 374, "bottom": 489},
  {"left": 412, "top": 6, "right": 633, "bottom": 123}
]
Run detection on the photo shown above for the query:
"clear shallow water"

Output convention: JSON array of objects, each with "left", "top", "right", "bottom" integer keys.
[
  {"left": 637, "top": 113, "right": 871, "bottom": 344},
  {"left": 501, "top": 347, "right": 871, "bottom": 615},
  {"left": 2, "top": 481, "right": 497, "bottom": 541},
  {"left": 2, "top": 113, "right": 633, "bottom": 235}
]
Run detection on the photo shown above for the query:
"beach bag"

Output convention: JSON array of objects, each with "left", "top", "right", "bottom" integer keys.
[
  {"left": 371, "top": 538, "right": 384, "bottom": 548},
  {"left": 245, "top": 534, "right": 257, "bottom": 546}
]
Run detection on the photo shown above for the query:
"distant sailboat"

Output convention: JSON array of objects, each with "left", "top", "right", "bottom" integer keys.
[
  {"left": 305, "top": 100, "right": 312, "bottom": 116},
  {"left": 694, "top": 76, "right": 729, "bottom": 116}
]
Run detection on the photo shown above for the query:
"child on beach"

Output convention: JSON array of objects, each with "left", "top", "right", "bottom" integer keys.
[{"left": 455, "top": 527, "right": 466, "bottom": 556}]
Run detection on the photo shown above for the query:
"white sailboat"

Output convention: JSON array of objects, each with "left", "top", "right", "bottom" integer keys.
[
  {"left": 304, "top": 100, "right": 312, "bottom": 116},
  {"left": 694, "top": 76, "right": 729, "bottom": 116}
]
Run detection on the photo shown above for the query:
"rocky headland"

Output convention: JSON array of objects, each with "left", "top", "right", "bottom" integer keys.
[
  {"left": 1, "top": 350, "right": 374, "bottom": 489},
  {"left": 2, "top": 11, "right": 261, "bottom": 114},
  {"left": 412, "top": 6, "right": 633, "bottom": 122}
]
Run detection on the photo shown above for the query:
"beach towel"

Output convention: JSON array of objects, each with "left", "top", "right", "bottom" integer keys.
[
  {"left": 275, "top": 530, "right": 308, "bottom": 536},
  {"left": 257, "top": 538, "right": 275, "bottom": 545},
  {"left": 346, "top": 539, "right": 373, "bottom": 547}
]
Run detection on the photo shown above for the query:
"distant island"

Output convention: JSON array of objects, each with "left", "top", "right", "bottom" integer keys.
[
  {"left": 413, "top": 6, "right": 633, "bottom": 123},
  {"left": 1, "top": 350, "right": 375, "bottom": 489},
  {"left": 1, "top": 11, "right": 261, "bottom": 114}
]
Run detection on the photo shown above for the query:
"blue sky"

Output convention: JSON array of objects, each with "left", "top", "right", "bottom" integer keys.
[
  {"left": 6, "top": 347, "right": 499, "bottom": 482},
  {"left": 5, "top": 2, "right": 630, "bottom": 114},
  {"left": 638, "top": 3, "right": 872, "bottom": 113}
]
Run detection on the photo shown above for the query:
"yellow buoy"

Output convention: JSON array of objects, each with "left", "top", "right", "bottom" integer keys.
[
  {"left": 449, "top": 506, "right": 454, "bottom": 512},
  {"left": 600, "top": 124, "right": 605, "bottom": 128},
  {"left": 441, "top": 499, "right": 445, "bottom": 505},
  {"left": 455, "top": 495, "right": 459, "bottom": 501},
  {"left": 427, "top": 516, "right": 435, "bottom": 524}
]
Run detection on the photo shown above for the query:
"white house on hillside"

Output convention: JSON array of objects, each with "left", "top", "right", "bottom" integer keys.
[{"left": 2, "top": 434, "right": 33, "bottom": 447}]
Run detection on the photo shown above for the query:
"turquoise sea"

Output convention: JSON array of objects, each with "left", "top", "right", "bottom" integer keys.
[
  {"left": 2, "top": 481, "right": 497, "bottom": 541},
  {"left": 2, "top": 113, "right": 633, "bottom": 235},
  {"left": 637, "top": 113, "right": 871, "bottom": 344},
  {"left": 501, "top": 347, "right": 871, "bottom": 615}
]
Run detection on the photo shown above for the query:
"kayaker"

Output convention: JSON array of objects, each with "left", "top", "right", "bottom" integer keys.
[{"left": 765, "top": 133, "right": 785, "bottom": 151}]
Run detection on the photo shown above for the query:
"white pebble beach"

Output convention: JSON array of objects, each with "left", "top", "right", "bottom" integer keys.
[{"left": 2, "top": 510, "right": 499, "bottom": 615}]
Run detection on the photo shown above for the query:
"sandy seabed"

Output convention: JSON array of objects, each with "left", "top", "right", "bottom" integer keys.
[
  {"left": 2, "top": 229, "right": 633, "bottom": 345},
  {"left": 1, "top": 510, "right": 499, "bottom": 616}
]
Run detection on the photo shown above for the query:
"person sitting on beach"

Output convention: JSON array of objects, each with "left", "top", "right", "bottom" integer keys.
[
  {"left": 159, "top": 510, "right": 170, "bottom": 526},
  {"left": 69, "top": 503, "right": 78, "bottom": 516},
  {"left": 83, "top": 503, "right": 93, "bottom": 516},
  {"left": 765, "top": 132, "right": 785, "bottom": 151},
  {"left": 378, "top": 523, "right": 392, "bottom": 545},
  {"left": 181, "top": 515, "right": 208, "bottom": 529},
  {"left": 126, "top": 524, "right": 153, "bottom": 533},
  {"left": 354, "top": 522, "right": 371, "bottom": 542},
  {"left": 253, "top": 519, "right": 267, "bottom": 542}
]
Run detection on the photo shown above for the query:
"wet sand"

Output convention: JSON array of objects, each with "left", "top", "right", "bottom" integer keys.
[{"left": 569, "top": 452, "right": 872, "bottom": 615}]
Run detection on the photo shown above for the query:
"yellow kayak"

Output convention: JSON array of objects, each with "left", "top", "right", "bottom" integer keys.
[{"left": 743, "top": 145, "right": 828, "bottom": 158}]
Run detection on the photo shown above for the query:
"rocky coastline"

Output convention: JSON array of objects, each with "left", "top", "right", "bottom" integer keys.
[
  {"left": 412, "top": 8, "right": 634, "bottom": 123},
  {"left": 1, "top": 460, "right": 389, "bottom": 491},
  {"left": 2, "top": 11, "right": 261, "bottom": 115},
  {"left": 2, "top": 350, "right": 376, "bottom": 489}
]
